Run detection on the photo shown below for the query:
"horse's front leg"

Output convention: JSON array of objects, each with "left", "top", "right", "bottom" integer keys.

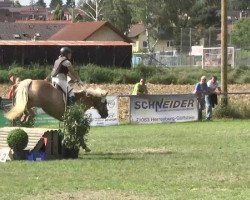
[
  {"left": 25, "top": 108, "right": 35, "bottom": 122},
  {"left": 20, "top": 112, "right": 28, "bottom": 122}
]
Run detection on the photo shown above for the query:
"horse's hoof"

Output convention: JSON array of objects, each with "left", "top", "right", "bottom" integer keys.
[{"left": 20, "top": 115, "right": 26, "bottom": 122}]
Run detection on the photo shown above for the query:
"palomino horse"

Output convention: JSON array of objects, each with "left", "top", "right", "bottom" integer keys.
[{"left": 5, "top": 79, "right": 109, "bottom": 121}]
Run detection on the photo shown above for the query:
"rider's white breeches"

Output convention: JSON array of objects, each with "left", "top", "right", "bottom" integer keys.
[{"left": 52, "top": 73, "right": 74, "bottom": 97}]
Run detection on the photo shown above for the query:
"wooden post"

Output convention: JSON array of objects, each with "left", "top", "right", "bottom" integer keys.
[{"left": 221, "top": 0, "right": 228, "bottom": 106}]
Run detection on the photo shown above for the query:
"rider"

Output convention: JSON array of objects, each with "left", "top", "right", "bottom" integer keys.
[{"left": 51, "top": 47, "right": 80, "bottom": 104}]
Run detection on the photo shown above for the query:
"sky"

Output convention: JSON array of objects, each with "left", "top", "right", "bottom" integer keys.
[{"left": 19, "top": 0, "right": 51, "bottom": 6}]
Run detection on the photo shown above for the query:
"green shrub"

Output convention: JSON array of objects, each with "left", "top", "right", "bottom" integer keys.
[
  {"left": 148, "top": 73, "right": 177, "bottom": 84},
  {"left": 115, "top": 70, "right": 140, "bottom": 84},
  {"left": 227, "top": 68, "right": 244, "bottom": 84},
  {"left": 62, "top": 104, "right": 91, "bottom": 150},
  {"left": 0, "top": 64, "right": 249, "bottom": 85},
  {"left": 213, "top": 105, "right": 241, "bottom": 119},
  {"left": 9, "top": 62, "right": 20, "bottom": 69},
  {"left": 79, "top": 65, "right": 114, "bottom": 83},
  {"left": 132, "top": 66, "right": 159, "bottom": 78},
  {"left": 8, "top": 67, "right": 46, "bottom": 80},
  {"left": 0, "top": 70, "right": 9, "bottom": 83},
  {"left": 236, "top": 70, "right": 250, "bottom": 83},
  {"left": 177, "top": 74, "right": 193, "bottom": 84},
  {"left": 7, "top": 128, "right": 28, "bottom": 151},
  {"left": 8, "top": 67, "right": 30, "bottom": 80},
  {"left": 29, "top": 68, "right": 47, "bottom": 80}
]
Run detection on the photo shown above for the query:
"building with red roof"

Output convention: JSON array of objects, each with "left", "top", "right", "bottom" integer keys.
[{"left": 0, "top": 21, "right": 132, "bottom": 67}]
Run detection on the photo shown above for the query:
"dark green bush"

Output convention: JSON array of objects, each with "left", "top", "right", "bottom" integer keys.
[
  {"left": 213, "top": 105, "right": 241, "bottom": 119},
  {"left": 79, "top": 64, "right": 114, "bottom": 83},
  {"left": 8, "top": 67, "right": 46, "bottom": 80},
  {"left": 227, "top": 68, "right": 245, "bottom": 84},
  {"left": 214, "top": 102, "right": 250, "bottom": 119},
  {"left": 236, "top": 70, "right": 250, "bottom": 83},
  {"left": 8, "top": 67, "right": 31, "bottom": 80},
  {"left": 0, "top": 70, "right": 9, "bottom": 83},
  {"left": 149, "top": 73, "right": 177, "bottom": 84},
  {"left": 62, "top": 104, "right": 91, "bottom": 150},
  {"left": 7, "top": 128, "right": 28, "bottom": 151},
  {"left": 116, "top": 71, "right": 140, "bottom": 84},
  {"left": 132, "top": 66, "right": 159, "bottom": 78}
]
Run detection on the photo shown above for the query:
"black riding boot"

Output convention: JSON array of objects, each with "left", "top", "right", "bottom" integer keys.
[{"left": 68, "top": 96, "right": 76, "bottom": 105}]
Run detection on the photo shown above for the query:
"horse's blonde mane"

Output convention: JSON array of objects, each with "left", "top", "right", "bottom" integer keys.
[
  {"left": 71, "top": 83, "right": 107, "bottom": 97},
  {"left": 85, "top": 87, "right": 107, "bottom": 97}
]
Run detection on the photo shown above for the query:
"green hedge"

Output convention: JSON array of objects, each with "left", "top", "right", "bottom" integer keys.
[
  {"left": 7, "top": 128, "right": 28, "bottom": 151},
  {"left": 0, "top": 64, "right": 250, "bottom": 85}
]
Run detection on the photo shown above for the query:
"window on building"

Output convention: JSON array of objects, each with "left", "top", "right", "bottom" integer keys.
[
  {"left": 22, "top": 33, "right": 30, "bottom": 38},
  {"left": 13, "top": 34, "right": 21, "bottom": 39},
  {"left": 143, "top": 41, "right": 148, "bottom": 48},
  {"left": 166, "top": 40, "right": 172, "bottom": 47}
]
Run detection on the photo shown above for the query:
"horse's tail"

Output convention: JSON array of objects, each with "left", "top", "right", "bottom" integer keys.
[{"left": 5, "top": 79, "right": 32, "bottom": 120}]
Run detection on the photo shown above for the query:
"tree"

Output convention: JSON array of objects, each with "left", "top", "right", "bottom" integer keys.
[
  {"left": 50, "top": 0, "right": 63, "bottom": 10},
  {"left": 66, "top": 0, "right": 75, "bottom": 8},
  {"left": 53, "top": 4, "right": 64, "bottom": 20},
  {"left": 179, "top": 0, "right": 221, "bottom": 51},
  {"left": 14, "top": 0, "right": 22, "bottom": 7},
  {"left": 231, "top": 18, "right": 250, "bottom": 49},
  {"left": 102, "top": 0, "right": 132, "bottom": 34},
  {"left": 35, "top": 0, "right": 46, "bottom": 8},
  {"left": 128, "top": 0, "right": 194, "bottom": 53},
  {"left": 229, "top": 0, "right": 249, "bottom": 11},
  {"left": 188, "top": 0, "right": 221, "bottom": 28},
  {"left": 78, "top": 0, "right": 104, "bottom": 21},
  {"left": 30, "top": 0, "right": 35, "bottom": 6}
]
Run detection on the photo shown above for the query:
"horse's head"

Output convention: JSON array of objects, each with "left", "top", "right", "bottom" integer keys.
[{"left": 75, "top": 88, "right": 109, "bottom": 118}]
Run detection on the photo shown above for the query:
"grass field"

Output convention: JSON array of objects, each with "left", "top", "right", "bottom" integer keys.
[{"left": 0, "top": 120, "right": 249, "bottom": 200}]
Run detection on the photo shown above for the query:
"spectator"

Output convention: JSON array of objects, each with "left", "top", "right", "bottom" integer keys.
[
  {"left": 193, "top": 76, "right": 209, "bottom": 121},
  {"left": 205, "top": 76, "right": 221, "bottom": 120},
  {"left": 7, "top": 76, "right": 21, "bottom": 99},
  {"left": 132, "top": 79, "right": 148, "bottom": 95}
]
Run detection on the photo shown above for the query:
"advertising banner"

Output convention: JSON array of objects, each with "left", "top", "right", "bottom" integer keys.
[
  {"left": 36, "top": 95, "right": 119, "bottom": 127},
  {"left": 34, "top": 108, "right": 59, "bottom": 126},
  {"left": 130, "top": 94, "right": 198, "bottom": 124},
  {"left": 0, "top": 95, "right": 118, "bottom": 127},
  {"left": 85, "top": 95, "right": 119, "bottom": 126}
]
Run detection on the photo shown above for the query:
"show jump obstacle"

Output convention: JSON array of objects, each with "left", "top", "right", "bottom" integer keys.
[{"left": 0, "top": 127, "right": 61, "bottom": 160}]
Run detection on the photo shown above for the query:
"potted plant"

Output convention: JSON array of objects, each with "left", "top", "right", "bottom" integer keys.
[
  {"left": 61, "top": 104, "right": 91, "bottom": 159},
  {"left": 7, "top": 128, "right": 29, "bottom": 160}
]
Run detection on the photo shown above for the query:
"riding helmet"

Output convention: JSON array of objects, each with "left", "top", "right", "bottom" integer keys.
[{"left": 60, "top": 47, "right": 72, "bottom": 57}]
